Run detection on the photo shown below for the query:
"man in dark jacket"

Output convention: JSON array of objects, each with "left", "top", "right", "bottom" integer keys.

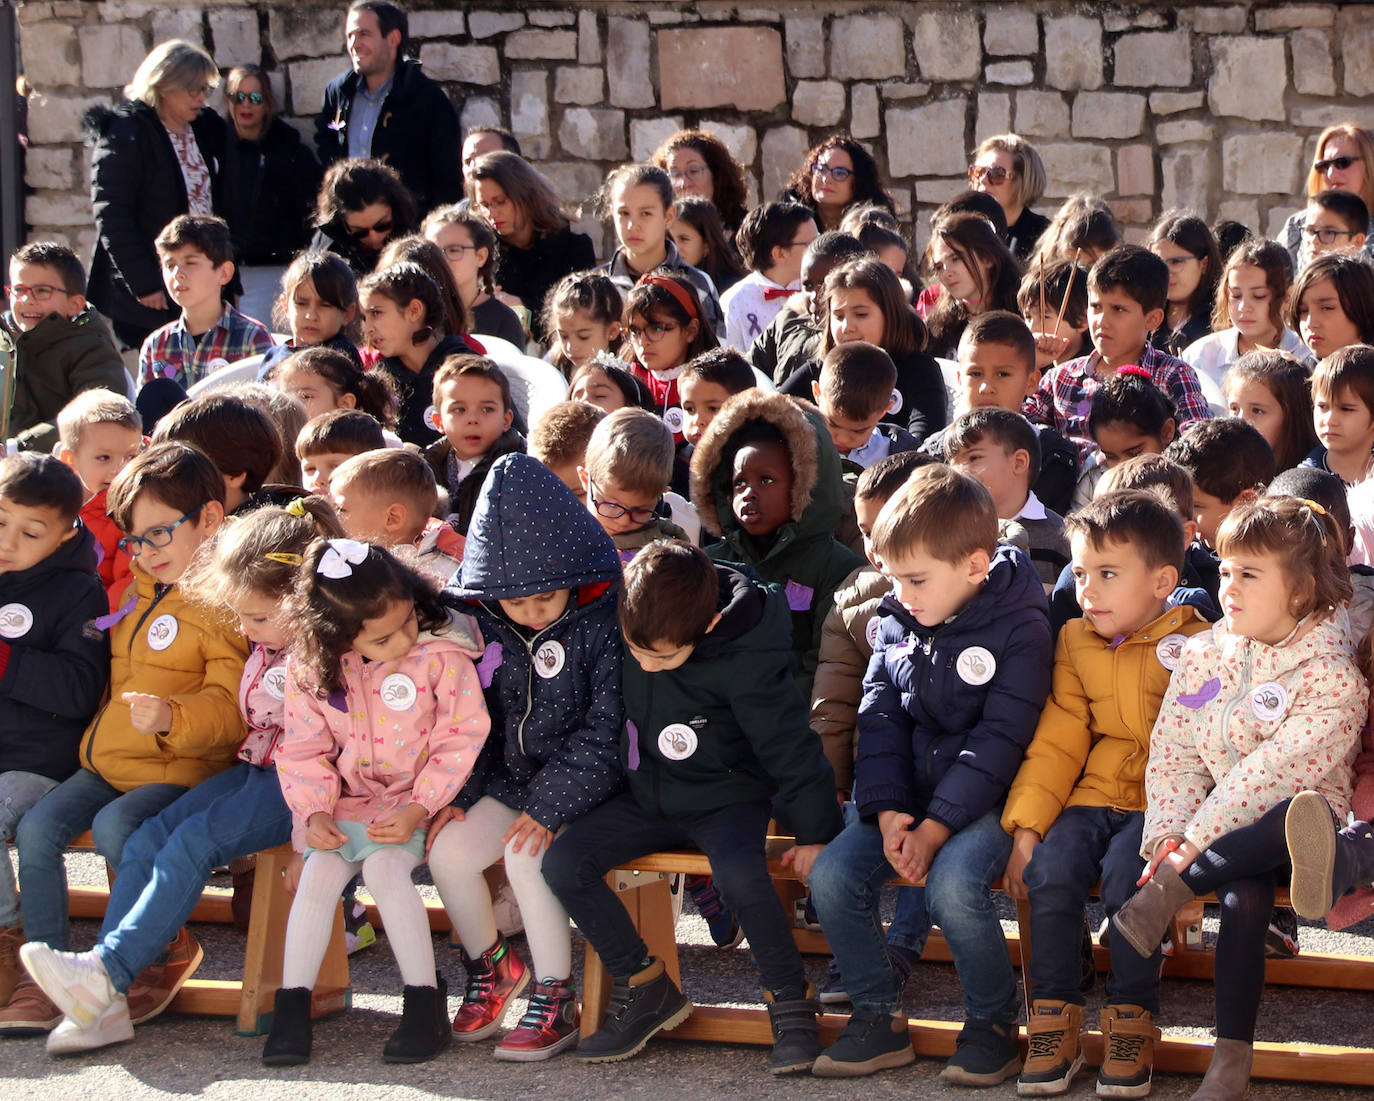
[{"left": 314, "top": 1, "right": 462, "bottom": 215}]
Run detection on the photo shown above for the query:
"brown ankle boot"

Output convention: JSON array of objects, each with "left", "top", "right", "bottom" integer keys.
[
  {"left": 0, "top": 926, "right": 22, "bottom": 1006},
  {"left": 1189, "top": 1037, "right": 1252, "bottom": 1099},
  {"left": 1112, "top": 864, "right": 1195, "bottom": 959}
]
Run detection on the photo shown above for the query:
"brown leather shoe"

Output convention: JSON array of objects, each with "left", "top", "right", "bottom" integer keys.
[
  {"left": 0, "top": 978, "right": 62, "bottom": 1033},
  {"left": 0, "top": 926, "right": 22, "bottom": 1007},
  {"left": 127, "top": 928, "right": 204, "bottom": 1025}
]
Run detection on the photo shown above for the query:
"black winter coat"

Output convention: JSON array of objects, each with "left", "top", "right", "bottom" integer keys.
[
  {"left": 229, "top": 117, "right": 322, "bottom": 265},
  {"left": 375, "top": 333, "right": 483, "bottom": 447}
]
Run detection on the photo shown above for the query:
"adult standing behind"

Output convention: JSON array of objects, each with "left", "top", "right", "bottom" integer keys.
[
  {"left": 84, "top": 39, "right": 235, "bottom": 349},
  {"left": 969, "top": 134, "right": 1051, "bottom": 263},
  {"left": 652, "top": 129, "right": 750, "bottom": 238},
  {"left": 223, "top": 65, "right": 321, "bottom": 326},
  {"left": 782, "top": 134, "right": 896, "bottom": 233},
  {"left": 313, "top": 1, "right": 460, "bottom": 217},
  {"left": 309, "top": 158, "right": 416, "bottom": 275},
  {"left": 1280, "top": 123, "right": 1374, "bottom": 271}
]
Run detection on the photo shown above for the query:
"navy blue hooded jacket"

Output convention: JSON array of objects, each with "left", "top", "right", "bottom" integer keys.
[
  {"left": 854, "top": 544, "right": 1052, "bottom": 833},
  {"left": 443, "top": 454, "right": 624, "bottom": 830}
]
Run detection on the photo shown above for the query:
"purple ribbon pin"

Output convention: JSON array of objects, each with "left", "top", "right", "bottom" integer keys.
[
  {"left": 93, "top": 593, "right": 137, "bottom": 632},
  {"left": 785, "top": 580, "right": 814, "bottom": 611},
  {"left": 1178, "top": 677, "right": 1222, "bottom": 710},
  {"left": 626, "top": 719, "right": 640, "bottom": 771},
  {"left": 475, "top": 642, "right": 502, "bottom": 688}
]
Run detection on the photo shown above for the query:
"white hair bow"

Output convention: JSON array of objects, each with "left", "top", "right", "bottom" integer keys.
[{"left": 316, "top": 538, "right": 370, "bottom": 579}]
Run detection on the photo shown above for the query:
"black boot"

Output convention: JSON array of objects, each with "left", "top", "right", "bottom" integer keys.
[
  {"left": 382, "top": 973, "right": 450, "bottom": 1064},
  {"left": 262, "top": 987, "right": 313, "bottom": 1066},
  {"left": 575, "top": 957, "right": 692, "bottom": 1063},
  {"left": 1286, "top": 791, "right": 1374, "bottom": 920},
  {"left": 765, "top": 986, "right": 820, "bottom": 1075}
]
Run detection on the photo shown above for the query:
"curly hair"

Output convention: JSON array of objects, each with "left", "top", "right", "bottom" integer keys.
[
  {"left": 784, "top": 134, "right": 895, "bottom": 221},
  {"left": 651, "top": 128, "right": 750, "bottom": 231}
]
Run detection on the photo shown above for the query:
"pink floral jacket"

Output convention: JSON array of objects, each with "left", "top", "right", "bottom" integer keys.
[
  {"left": 277, "top": 610, "right": 490, "bottom": 835},
  {"left": 1143, "top": 610, "right": 1366, "bottom": 857},
  {"left": 237, "top": 645, "right": 288, "bottom": 768}
]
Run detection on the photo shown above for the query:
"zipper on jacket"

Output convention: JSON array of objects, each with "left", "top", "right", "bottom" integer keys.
[
  {"left": 1217, "top": 646, "right": 1254, "bottom": 769},
  {"left": 84, "top": 583, "right": 170, "bottom": 773}
]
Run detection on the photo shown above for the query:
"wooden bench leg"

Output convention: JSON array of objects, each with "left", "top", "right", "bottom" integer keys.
[
  {"left": 1170, "top": 899, "right": 1205, "bottom": 954},
  {"left": 579, "top": 871, "right": 680, "bottom": 1040}
]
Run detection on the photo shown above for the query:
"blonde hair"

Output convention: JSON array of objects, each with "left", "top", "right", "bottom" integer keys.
[
  {"left": 57, "top": 390, "right": 141, "bottom": 452},
  {"left": 871, "top": 464, "right": 998, "bottom": 565},
  {"left": 1216, "top": 496, "right": 1352, "bottom": 621},
  {"left": 584, "top": 407, "right": 673, "bottom": 497},
  {"left": 125, "top": 40, "right": 219, "bottom": 109},
  {"left": 976, "top": 133, "right": 1047, "bottom": 210},
  {"left": 330, "top": 448, "right": 439, "bottom": 526},
  {"left": 529, "top": 400, "right": 606, "bottom": 468}
]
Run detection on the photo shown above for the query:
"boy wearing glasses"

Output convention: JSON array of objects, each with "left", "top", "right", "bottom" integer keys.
[
  {"left": 1, "top": 443, "right": 246, "bottom": 1034},
  {"left": 2, "top": 242, "right": 128, "bottom": 455},
  {"left": 1303, "top": 189, "right": 1370, "bottom": 261}
]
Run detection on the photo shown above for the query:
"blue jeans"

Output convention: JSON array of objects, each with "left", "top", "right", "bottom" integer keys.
[
  {"left": 811, "top": 805, "right": 1017, "bottom": 1021},
  {"left": 15, "top": 768, "right": 186, "bottom": 950},
  {"left": 0, "top": 771, "right": 60, "bottom": 927},
  {"left": 1023, "top": 805, "right": 1159, "bottom": 1011},
  {"left": 98, "top": 763, "right": 291, "bottom": 991}
]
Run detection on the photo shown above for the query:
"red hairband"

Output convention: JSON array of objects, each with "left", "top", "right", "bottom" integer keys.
[
  {"left": 1116, "top": 364, "right": 1151, "bottom": 381},
  {"left": 637, "top": 272, "right": 698, "bottom": 320}
]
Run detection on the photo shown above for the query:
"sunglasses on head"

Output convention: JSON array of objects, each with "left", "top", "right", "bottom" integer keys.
[
  {"left": 1316, "top": 155, "right": 1359, "bottom": 174},
  {"left": 232, "top": 91, "right": 265, "bottom": 105}
]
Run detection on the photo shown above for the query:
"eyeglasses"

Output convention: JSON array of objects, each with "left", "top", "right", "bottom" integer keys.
[
  {"left": 668, "top": 164, "right": 711, "bottom": 184},
  {"left": 1303, "top": 225, "right": 1358, "bottom": 244},
  {"left": 440, "top": 243, "right": 479, "bottom": 259},
  {"left": 968, "top": 164, "right": 1013, "bottom": 185},
  {"left": 811, "top": 164, "right": 853, "bottom": 182},
  {"left": 117, "top": 505, "right": 204, "bottom": 557},
  {"left": 588, "top": 481, "right": 659, "bottom": 526},
  {"left": 232, "top": 91, "right": 265, "bottom": 105},
  {"left": 4, "top": 283, "right": 71, "bottom": 303},
  {"left": 347, "top": 217, "right": 393, "bottom": 240},
  {"left": 1315, "top": 155, "right": 1359, "bottom": 174},
  {"left": 1160, "top": 254, "right": 1202, "bottom": 269},
  {"left": 179, "top": 84, "right": 213, "bottom": 100},
  {"left": 627, "top": 320, "right": 678, "bottom": 344}
]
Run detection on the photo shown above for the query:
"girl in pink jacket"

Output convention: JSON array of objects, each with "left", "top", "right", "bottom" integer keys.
[
  {"left": 1109, "top": 496, "right": 1366, "bottom": 1100},
  {"left": 264, "top": 539, "right": 491, "bottom": 1068}
]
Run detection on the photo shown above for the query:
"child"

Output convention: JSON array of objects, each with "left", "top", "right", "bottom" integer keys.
[
  {"left": 262, "top": 541, "right": 490, "bottom": 1065},
  {"left": 271, "top": 345, "right": 399, "bottom": 431},
  {"left": 1018, "top": 258, "right": 1091, "bottom": 373},
  {"left": 423, "top": 354, "right": 525, "bottom": 535},
  {"left": 0, "top": 456, "right": 109, "bottom": 1009},
  {"left": 1160, "top": 421, "right": 1274, "bottom": 562},
  {"left": 1004, "top": 490, "right": 1210, "bottom": 1097},
  {"left": 1302, "top": 188, "right": 1370, "bottom": 261},
  {"left": 621, "top": 273, "right": 720, "bottom": 442},
  {"left": 259, "top": 251, "right": 362, "bottom": 376},
  {"left": 721, "top": 202, "right": 819, "bottom": 352},
  {"left": 581, "top": 408, "right": 696, "bottom": 555},
  {"left": 808, "top": 466, "right": 1052, "bottom": 1082},
  {"left": 429, "top": 454, "right": 623, "bottom": 1061},
  {"left": 754, "top": 231, "right": 866, "bottom": 386},
  {"left": 422, "top": 205, "right": 526, "bottom": 348},
  {"left": 1024, "top": 245, "right": 1213, "bottom": 457},
  {"left": 330, "top": 449, "right": 465, "bottom": 584},
  {"left": 1146, "top": 211, "right": 1221, "bottom": 358},
  {"left": 1029, "top": 194, "right": 1123, "bottom": 269},
  {"left": 542, "top": 541, "right": 844, "bottom": 1072},
  {"left": 2, "top": 443, "right": 246, "bottom": 1033},
  {"left": 360, "top": 262, "right": 482, "bottom": 447},
  {"left": 1110, "top": 497, "right": 1366, "bottom": 1100},
  {"left": 668, "top": 195, "right": 746, "bottom": 297},
  {"left": 1183, "top": 239, "right": 1309, "bottom": 390},
  {"left": 1287, "top": 252, "right": 1374, "bottom": 361},
  {"left": 679, "top": 348, "right": 756, "bottom": 453},
  {"left": 568, "top": 355, "right": 655, "bottom": 413},
  {"left": 151, "top": 393, "right": 284, "bottom": 515},
  {"left": 3, "top": 242, "right": 129, "bottom": 455},
  {"left": 376, "top": 236, "right": 470, "bottom": 343},
  {"left": 945, "top": 407, "right": 1070, "bottom": 589},
  {"left": 923, "top": 212, "right": 1025, "bottom": 358},
  {"left": 1225, "top": 351, "right": 1319, "bottom": 474},
  {"left": 528, "top": 401, "right": 606, "bottom": 504},
  {"left": 55, "top": 390, "right": 143, "bottom": 611},
  {"left": 596, "top": 164, "right": 725, "bottom": 339},
  {"left": 810, "top": 343, "right": 913, "bottom": 470},
  {"left": 1303, "top": 344, "right": 1374, "bottom": 485},
  {"left": 1074, "top": 369, "right": 1179, "bottom": 510},
  {"left": 297, "top": 410, "right": 386, "bottom": 496},
  {"left": 138, "top": 215, "right": 273, "bottom": 390},
  {"left": 542, "top": 272, "right": 624, "bottom": 379},
  {"left": 18, "top": 499, "right": 342, "bottom": 1053}
]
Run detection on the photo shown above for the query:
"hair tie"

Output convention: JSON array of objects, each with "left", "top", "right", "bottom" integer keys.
[
  {"left": 1296, "top": 497, "right": 1328, "bottom": 516},
  {"left": 265, "top": 551, "right": 304, "bottom": 566},
  {"left": 1116, "top": 364, "right": 1151, "bottom": 381},
  {"left": 285, "top": 498, "right": 309, "bottom": 518},
  {"left": 316, "top": 538, "right": 369, "bottom": 579},
  {"left": 637, "top": 273, "right": 699, "bottom": 320}
]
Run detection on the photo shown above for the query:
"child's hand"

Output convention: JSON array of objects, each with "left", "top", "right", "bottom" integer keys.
[
  {"left": 1031, "top": 330, "right": 1073, "bottom": 364},
  {"left": 502, "top": 812, "right": 554, "bottom": 857},
  {"left": 282, "top": 852, "right": 304, "bottom": 894},
  {"left": 878, "top": 810, "right": 917, "bottom": 879},
  {"left": 899, "top": 819, "right": 951, "bottom": 884},
  {"left": 122, "top": 692, "right": 173, "bottom": 735},
  {"left": 423, "top": 804, "right": 466, "bottom": 859},
  {"left": 306, "top": 812, "right": 347, "bottom": 851},
  {"left": 780, "top": 843, "right": 825, "bottom": 883},
  {"left": 366, "top": 803, "right": 429, "bottom": 846},
  {"left": 1004, "top": 828, "right": 1041, "bottom": 900},
  {"left": 137, "top": 291, "right": 169, "bottom": 311}
]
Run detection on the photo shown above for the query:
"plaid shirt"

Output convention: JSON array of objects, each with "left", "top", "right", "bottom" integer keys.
[
  {"left": 138, "top": 304, "right": 275, "bottom": 389},
  {"left": 1022, "top": 344, "right": 1212, "bottom": 457}
]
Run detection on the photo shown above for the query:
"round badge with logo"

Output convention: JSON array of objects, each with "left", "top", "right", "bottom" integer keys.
[
  {"left": 1155, "top": 633, "right": 1188, "bottom": 671},
  {"left": 663, "top": 407, "right": 685, "bottom": 434},
  {"left": 888, "top": 389, "right": 903, "bottom": 414},
  {"left": 0, "top": 603, "right": 33, "bottom": 639},
  {"left": 657, "top": 722, "right": 698, "bottom": 761},
  {"left": 865, "top": 617, "right": 882, "bottom": 648},
  {"left": 425, "top": 405, "right": 441, "bottom": 433},
  {"left": 147, "top": 614, "right": 179, "bottom": 651},
  {"left": 206, "top": 357, "right": 230, "bottom": 375},
  {"left": 262, "top": 665, "right": 287, "bottom": 700},
  {"left": 955, "top": 645, "right": 997, "bottom": 686},
  {"left": 534, "top": 639, "right": 565, "bottom": 679},
  {"left": 380, "top": 672, "right": 418, "bottom": 711},
  {"left": 1250, "top": 681, "right": 1288, "bottom": 723}
]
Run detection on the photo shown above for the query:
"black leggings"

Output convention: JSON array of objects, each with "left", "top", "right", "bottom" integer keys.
[{"left": 1178, "top": 799, "right": 1293, "bottom": 1042}]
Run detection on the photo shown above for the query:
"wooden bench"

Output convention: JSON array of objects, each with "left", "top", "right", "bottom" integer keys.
[{"left": 581, "top": 840, "right": 1374, "bottom": 1087}]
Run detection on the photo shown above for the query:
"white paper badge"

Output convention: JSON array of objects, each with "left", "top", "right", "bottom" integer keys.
[
  {"left": 425, "top": 404, "right": 441, "bottom": 432},
  {"left": 956, "top": 645, "right": 997, "bottom": 686},
  {"left": 0, "top": 603, "right": 33, "bottom": 639},
  {"left": 207, "top": 357, "right": 230, "bottom": 374},
  {"left": 1250, "top": 681, "right": 1289, "bottom": 723},
  {"left": 146, "top": 614, "right": 178, "bottom": 651},
  {"left": 1156, "top": 633, "right": 1188, "bottom": 671},
  {"left": 865, "top": 617, "right": 882, "bottom": 649},
  {"left": 663, "top": 407, "right": 685, "bottom": 434},
  {"left": 888, "top": 389, "right": 903, "bottom": 414},
  {"left": 657, "top": 722, "right": 698, "bottom": 761},
  {"left": 534, "top": 639, "right": 565, "bottom": 679},
  {"left": 262, "top": 665, "right": 287, "bottom": 700},
  {"left": 380, "top": 672, "right": 418, "bottom": 711}
]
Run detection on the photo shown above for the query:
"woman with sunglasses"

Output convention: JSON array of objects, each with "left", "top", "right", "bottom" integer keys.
[
  {"left": 309, "top": 158, "right": 417, "bottom": 276},
  {"left": 222, "top": 66, "right": 322, "bottom": 327},
  {"left": 782, "top": 134, "right": 896, "bottom": 232},
  {"left": 968, "top": 134, "right": 1050, "bottom": 263},
  {"left": 1280, "top": 123, "right": 1374, "bottom": 271}
]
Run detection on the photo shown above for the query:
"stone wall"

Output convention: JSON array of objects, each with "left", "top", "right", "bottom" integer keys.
[{"left": 16, "top": 0, "right": 1374, "bottom": 262}]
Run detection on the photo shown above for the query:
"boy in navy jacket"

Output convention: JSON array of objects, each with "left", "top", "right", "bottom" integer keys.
[{"left": 809, "top": 465, "right": 1052, "bottom": 1083}]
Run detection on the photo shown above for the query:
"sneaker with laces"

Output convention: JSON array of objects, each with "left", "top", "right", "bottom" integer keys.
[
  {"left": 1096, "top": 1005, "right": 1160, "bottom": 1098},
  {"left": 46, "top": 996, "right": 133, "bottom": 1055},
  {"left": 125, "top": 927, "right": 203, "bottom": 1025},
  {"left": 817, "top": 958, "right": 850, "bottom": 1006},
  {"left": 18, "top": 944, "right": 116, "bottom": 1027},
  {"left": 1017, "top": 1000, "right": 1083, "bottom": 1096},
  {"left": 451, "top": 932, "right": 529, "bottom": 1041},
  {"left": 683, "top": 874, "right": 742, "bottom": 949},
  {"left": 940, "top": 1018, "right": 1022, "bottom": 1086},
  {"left": 1264, "top": 906, "right": 1300, "bottom": 959},
  {"left": 343, "top": 900, "right": 376, "bottom": 955},
  {"left": 811, "top": 1007, "right": 914, "bottom": 1077},
  {"left": 494, "top": 977, "right": 579, "bottom": 1061},
  {"left": 0, "top": 977, "right": 63, "bottom": 1033}
]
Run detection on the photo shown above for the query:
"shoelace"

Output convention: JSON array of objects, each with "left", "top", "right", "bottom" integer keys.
[
  {"left": 1106, "top": 1032, "right": 1146, "bottom": 1062},
  {"left": 464, "top": 969, "right": 495, "bottom": 1003},
  {"left": 1027, "top": 1029, "right": 1067, "bottom": 1059},
  {"left": 516, "top": 988, "right": 563, "bottom": 1030}
]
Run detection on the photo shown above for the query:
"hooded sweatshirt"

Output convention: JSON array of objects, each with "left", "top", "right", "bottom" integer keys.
[
  {"left": 690, "top": 390, "right": 865, "bottom": 699},
  {"left": 444, "top": 454, "right": 625, "bottom": 830}
]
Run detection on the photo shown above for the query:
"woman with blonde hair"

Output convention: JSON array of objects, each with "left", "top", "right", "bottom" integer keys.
[
  {"left": 969, "top": 133, "right": 1050, "bottom": 262},
  {"left": 1280, "top": 123, "right": 1374, "bottom": 270}
]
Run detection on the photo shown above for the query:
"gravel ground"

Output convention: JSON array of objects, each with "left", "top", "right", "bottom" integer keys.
[{"left": 2, "top": 854, "right": 1371, "bottom": 1099}]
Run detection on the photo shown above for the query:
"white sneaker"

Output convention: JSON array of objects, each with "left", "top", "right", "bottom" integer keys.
[
  {"left": 19, "top": 944, "right": 116, "bottom": 1026},
  {"left": 46, "top": 996, "right": 133, "bottom": 1055},
  {"left": 493, "top": 883, "right": 525, "bottom": 937}
]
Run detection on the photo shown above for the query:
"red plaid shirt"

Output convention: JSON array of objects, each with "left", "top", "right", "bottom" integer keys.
[{"left": 138, "top": 304, "right": 274, "bottom": 389}]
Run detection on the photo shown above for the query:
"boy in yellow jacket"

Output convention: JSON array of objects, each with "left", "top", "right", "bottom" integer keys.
[
  {"left": 1002, "top": 489, "right": 1209, "bottom": 1099},
  {"left": 3, "top": 443, "right": 246, "bottom": 1033}
]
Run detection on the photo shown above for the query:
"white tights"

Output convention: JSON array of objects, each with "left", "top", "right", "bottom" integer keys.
[
  {"left": 282, "top": 845, "right": 434, "bottom": 989},
  {"left": 427, "top": 797, "right": 571, "bottom": 980}
]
